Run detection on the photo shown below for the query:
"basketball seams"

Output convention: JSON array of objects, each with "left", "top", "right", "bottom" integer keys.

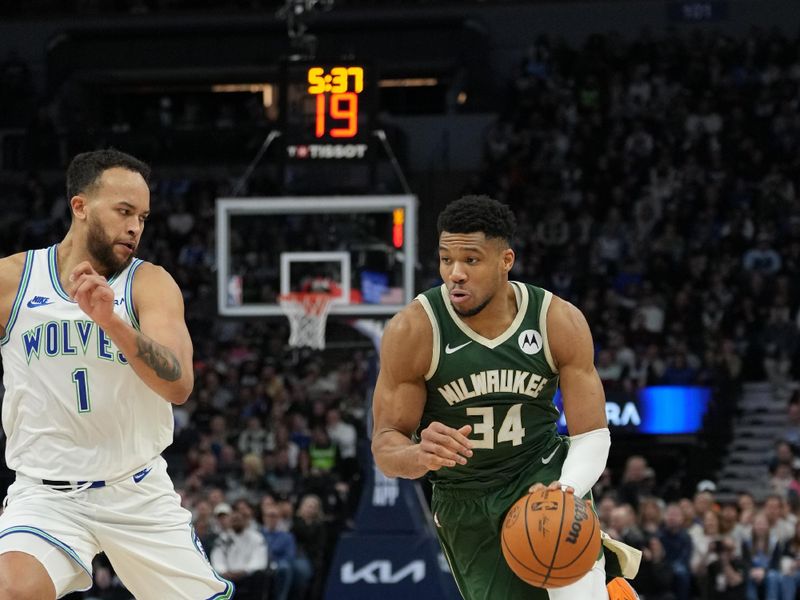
[
  {"left": 501, "top": 489, "right": 601, "bottom": 589},
  {"left": 500, "top": 538, "right": 591, "bottom": 581},
  {"left": 552, "top": 497, "right": 600, "bottom": 570},
  {"left": 540, "top": 489, "right": 567, "bottom": 587}
]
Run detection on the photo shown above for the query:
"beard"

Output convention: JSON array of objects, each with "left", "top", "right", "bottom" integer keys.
[
  {"left": 86, "top": 215, "right": 133, "bottom": 275},
  {"left": 452, "top": 293, "right": 493, "bottom": 318}
]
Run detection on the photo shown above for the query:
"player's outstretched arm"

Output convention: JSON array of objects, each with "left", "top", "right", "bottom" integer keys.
[
  {"left": 530, "top": 296, "right": 609, "bottom": 497},
  {"left": 69, "top": 261, "right": 193, "bottom": 405},
  {"left": 371, "top": 302, "right": 473, "bottom": 479}
]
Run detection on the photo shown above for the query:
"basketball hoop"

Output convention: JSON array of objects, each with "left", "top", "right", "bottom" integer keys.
[{"left": 279, "top": 292, "right": 334, "bottom": 350}]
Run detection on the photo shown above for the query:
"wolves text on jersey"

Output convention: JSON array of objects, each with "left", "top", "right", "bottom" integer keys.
[{"left": 20, "top": 319, "right": 128, "bottom": 365}]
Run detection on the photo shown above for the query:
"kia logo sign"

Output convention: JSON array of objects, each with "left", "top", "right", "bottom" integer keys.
[{"left": 341, "top": 560, "right": 426, "bottom": 584}]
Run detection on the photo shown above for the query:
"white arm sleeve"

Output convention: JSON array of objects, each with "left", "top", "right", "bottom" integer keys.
[{"left": 557, "top": 427, "right": 611, "bottom": 498}]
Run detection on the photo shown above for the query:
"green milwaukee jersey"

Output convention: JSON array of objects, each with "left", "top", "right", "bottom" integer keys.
[{"left": 416, "top": 282, "right": 561, "bottom": 491}]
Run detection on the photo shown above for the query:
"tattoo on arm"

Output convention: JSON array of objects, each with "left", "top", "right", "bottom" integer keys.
[{"left": 135, "top": 335, "right": 182, "bottom": 382}]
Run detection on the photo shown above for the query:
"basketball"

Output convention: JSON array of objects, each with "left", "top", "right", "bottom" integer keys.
[
  {"left": 607, "top": 577, "right": 640, "bottom": 599},
  {"left": 501, "top": 488, "right": 601, "bottom": 589}
]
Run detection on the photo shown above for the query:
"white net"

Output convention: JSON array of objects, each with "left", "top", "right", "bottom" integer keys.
[{"left": 279, "top": 293, "right": 334, "bottom": 350}]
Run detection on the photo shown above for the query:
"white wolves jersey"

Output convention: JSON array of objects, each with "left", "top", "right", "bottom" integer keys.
[{"left": 0, "top": 245, "right": 173, "bottom": 481}]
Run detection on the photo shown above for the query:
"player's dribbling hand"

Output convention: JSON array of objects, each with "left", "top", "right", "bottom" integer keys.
[
  {"left": 416, "top": 422, "right": 473, "bottom": 471},
  {"left": 529, "top": 481, "right": 575, "bottom": 495},
  {"left": 68, "top": 261, "right": 116, "bottom": 327}
]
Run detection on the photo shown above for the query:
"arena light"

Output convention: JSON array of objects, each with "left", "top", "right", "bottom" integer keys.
[
  {"left": 378, "top": 78, "right": 439, "bottom": 88},
  {"left": 211, "top": 83, "right": 274, "bottom": 108}
]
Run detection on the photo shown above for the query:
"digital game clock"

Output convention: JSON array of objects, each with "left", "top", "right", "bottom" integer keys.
[{"left": 280, "top": 60, "right": 375, "bottom": 161}]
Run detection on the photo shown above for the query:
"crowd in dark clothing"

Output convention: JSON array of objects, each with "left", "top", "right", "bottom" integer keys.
[
  {"left": 2, "top": 25, "right": 800, "bottom": 600},
  {"left": 463, "top": 27, "right": 800, "bottom": 401}
]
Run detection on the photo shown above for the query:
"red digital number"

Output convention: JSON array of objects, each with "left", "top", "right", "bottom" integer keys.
[{"left": 314, "top": 92, "right": 359, "bottom": 139}]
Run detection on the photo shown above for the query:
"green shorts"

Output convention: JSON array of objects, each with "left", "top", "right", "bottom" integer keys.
[{"left": 431, "top": 441, "right": 583, "bottom": 600}]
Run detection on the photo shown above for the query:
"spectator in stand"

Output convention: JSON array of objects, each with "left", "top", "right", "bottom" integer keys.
[
  {"left": 307, "top": 425, "right": 339, "bottom": 477},
  {"left": 720, "top": 503, "right": 749, "bottom": 550},
  {"left": 210, "top": 502, "right": 269, "bottom": 600},
  {"left": 632, "top": 534, "right": 677, "bottom": 600},
  {"left": 659, "top": 503, "right": 693, "bottom": 600},
  {"left": 769, "top": 439, "right": 795, "bottom": 471},
  {"left": 192, "top": 499, "right": 218, "bottom": 556},
  {"left": 741, "top": 511, "right": 784, "bottom": 600},
  {"left": 233, "top": 499, "right": 259, "bottom": 533},
  {"left": 292, "top": 494, "right": 327, "bottom": 600},
  {"left": 764, "top": 495, "right": 795, "bottom": 543},
  {"left": 238, "top": 452, "right": 268, "bottom": 494},
  {"left": 597, "top": 494, "right": 619, "bottom": 531},
  {"left": 739, "top": 493, "right": 757, "bottom": 533},
  {"left": 261, "top": 503, "right": 298, "bottom": 600},
  {"left": 212, "top": 502, "right": 233, "bottom": 541},
  {"left": 690, "top": 509, "right": 724, "bottom": 590},
  {"left": 770, "top": 463, "right": 797, "bottom": 500},
  {"left": 265, "top": 449, "right": 299, "bottom": 499},
  {"left": 618, "top": 455, "right": 651, "bottom": 512},
  {"left": 596, "top": 348, "right": 626, "bottom": 390},
  {"left": 639, "top": 496, "right": 665, "bottom": 537},
  {"left": 706, "top": 537, "right": 747, "bottom": 600},
  {"left": 782, "top": 392, "right": 800, "bottom": 453},
  {"left": 238, "top": 416, "right": 270, "bottom": 457},
  {"left": 694, "top": 483, "right": 718, "bottom": 522},
  {"left": 325, "top": 407, "right": 358, "bottom": 479},
  {"left": 609, "top": 504, "right": 648, "bottom": 549},
  {"left": 780, "top": 520, "right": 800, "bottom": 600}
]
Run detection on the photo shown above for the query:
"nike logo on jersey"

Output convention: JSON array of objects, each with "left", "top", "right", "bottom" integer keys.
[
  {"left": 445, "top": 341, "right": 472, "bottom": 354},
  {"left": 26, "top": 296, "right": 54, "bottom": 308},
  {"left": 541, "top": 447, "right": 559, "bottom": 464},
  {"left": 132, "top": 467, "right": 152, "bottom": 483}
]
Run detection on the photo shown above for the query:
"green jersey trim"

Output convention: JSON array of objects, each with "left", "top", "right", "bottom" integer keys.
[
  {"left": 438, "top": 281, "right": 529, "bottom": 349},
  {"left": 415, "top": 294, "right": 440, "bottom": 381},
  {"left": 539, "top": 289, "right": 558, "bottom": 373}
]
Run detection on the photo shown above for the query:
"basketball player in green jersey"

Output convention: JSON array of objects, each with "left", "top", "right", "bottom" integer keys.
[{"left": 372, "top": 195, "right": 612, "bottom": 599}]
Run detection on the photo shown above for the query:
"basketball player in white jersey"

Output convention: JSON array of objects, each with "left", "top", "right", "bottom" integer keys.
[{"left": 0, "top": 149, "right": 233, "bottom": 599}]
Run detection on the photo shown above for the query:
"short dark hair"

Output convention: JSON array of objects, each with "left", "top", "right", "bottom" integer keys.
[
  {"left": 437, "top": 195, "right": 516, "bottom": 244},
  {"left": 66, "top": 148, "right": 150, "bottom": 200}
]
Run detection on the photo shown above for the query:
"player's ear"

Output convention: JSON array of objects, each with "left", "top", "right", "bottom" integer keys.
[
  {"left": 71, "top": 195, "right": 89, "bottom": 221},
  {"left": 502, "top": 247, "right": 515, "bottom": 273}
]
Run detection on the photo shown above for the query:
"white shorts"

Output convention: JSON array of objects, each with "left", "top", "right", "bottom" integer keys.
[{"left": 0, "top": 457, "right": 233, "bottom": 600}]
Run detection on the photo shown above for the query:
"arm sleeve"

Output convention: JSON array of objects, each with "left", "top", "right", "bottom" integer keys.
[{"left": 557, "top": 427, "right": 611, "bottom": 497}]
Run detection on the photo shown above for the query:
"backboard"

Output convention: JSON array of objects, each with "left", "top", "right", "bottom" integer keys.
[{"left": 216, "top": 195, "right": 417, "bottom": 317}]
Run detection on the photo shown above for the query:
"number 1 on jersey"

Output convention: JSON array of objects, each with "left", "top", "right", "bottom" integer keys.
[{"left": 72, "top": 368, "right": 91, "bottom": 413}]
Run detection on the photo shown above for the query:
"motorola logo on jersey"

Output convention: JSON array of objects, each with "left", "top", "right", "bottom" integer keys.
[{"left": 517, "top": 329, "right": 543, "bottom": 355}]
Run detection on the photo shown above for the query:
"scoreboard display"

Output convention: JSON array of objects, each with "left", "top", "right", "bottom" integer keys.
[{"left": 280, "top": 60, "right": 376, "bottom": 161}]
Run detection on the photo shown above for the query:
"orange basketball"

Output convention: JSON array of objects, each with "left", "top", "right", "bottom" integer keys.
[
  {"left": 501, "top": 488, "right": 601, "bottom": 589},
  {"left": 607, "top": 577, "right": 640, "bottom": 599}
]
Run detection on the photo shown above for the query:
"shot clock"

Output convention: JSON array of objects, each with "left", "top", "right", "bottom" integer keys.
[{"left": 280, "top": 60, "right": 375, "bottom": 161}]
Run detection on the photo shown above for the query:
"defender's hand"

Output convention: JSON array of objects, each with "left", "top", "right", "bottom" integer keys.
[
  {"left": 416, "top": 422, "right": 473, "bottom": 471},
  {"left": 68, "top": 261, "right": 116, "bottom": 327}
]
